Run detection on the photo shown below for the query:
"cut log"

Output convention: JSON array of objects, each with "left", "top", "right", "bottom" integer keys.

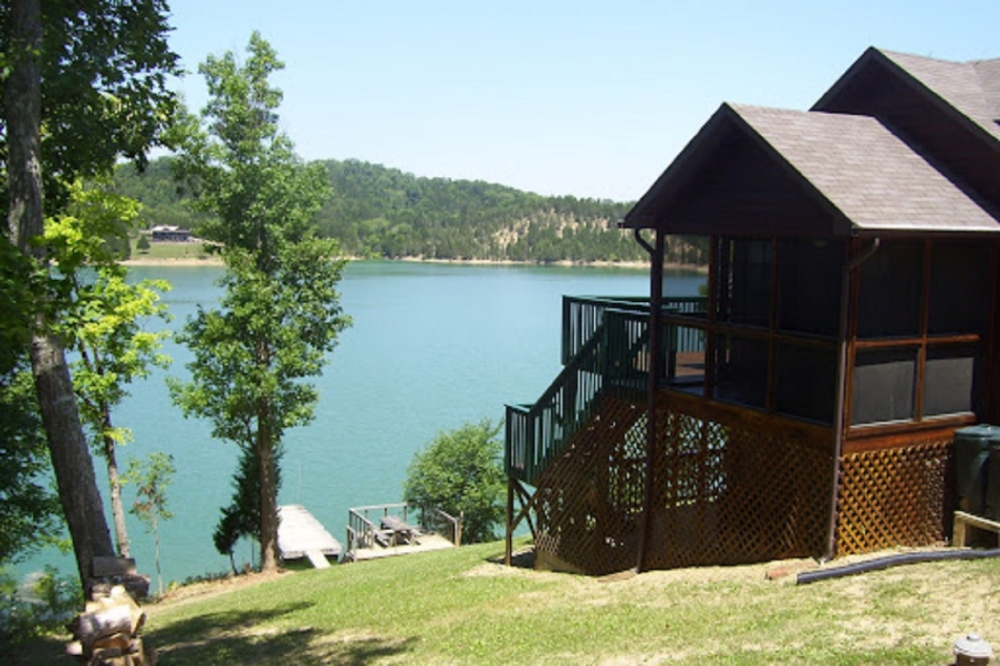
[
  {"left": 71, "top": 585, "right": 146, "bottom": 652},
  {"left": 71, "top": 604, "right": 132, "bottom": 649}
]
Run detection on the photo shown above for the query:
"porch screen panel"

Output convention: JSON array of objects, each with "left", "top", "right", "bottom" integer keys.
[
  {"left": 851, "top": 347, "right": 917, "bottom": 425},
  {"left": 857, "top": 240, "right": 922, "bottom": 339},
  {"left": 775, "top": 343, "right": 837, "bottom": 424},
  {"left": 927, "top": 242, "right": 990, "bottom": 336},
  {"left": 712, "top": 335, "right": 768, "bottom": 409},
  {"left": 715, "top": 237, "right": 772, "bottom": 328},
  {"left": 777, "top": 237, "right": 843, "bottom": 337},
  {"left": 923, "top": 344, "right": 982, "bottom": 417},
  {"left": 663, "top": 323, "right": 706, "bottom": 394}
]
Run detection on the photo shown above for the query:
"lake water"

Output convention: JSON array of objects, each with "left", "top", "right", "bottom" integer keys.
[{"left": 19, "top": 260, "right": 704, "bottom": 585}]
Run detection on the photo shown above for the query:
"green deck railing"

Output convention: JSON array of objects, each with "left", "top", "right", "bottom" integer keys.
[
  {"left": 505, "top": 308, "right": 649, "bottom": 484},
  {"left": 506, "top": 296, "right": 708, "bottom": 486},
  {"left": 562, "top": 296, "right": 706, "bottom": 363}
]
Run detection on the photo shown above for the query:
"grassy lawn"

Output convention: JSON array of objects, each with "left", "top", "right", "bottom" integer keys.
[
  {"left": 14, "top": 540, "right": 1000, "bottom": 664},
  {"left": 129, "top": 238, "right": 216, "bottom": 261}
]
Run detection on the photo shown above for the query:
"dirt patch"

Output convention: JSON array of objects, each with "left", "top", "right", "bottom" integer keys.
[{"left": 149, "top": 570, "right": 286, "bottom": 609}]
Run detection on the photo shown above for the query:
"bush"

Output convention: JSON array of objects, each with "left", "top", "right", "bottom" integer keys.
[
  {"left": 0, "top": 567, "right": 79, "bottom": 647},
  {"left": 403, "top": 420, "right": 505, "bottom": 544}
]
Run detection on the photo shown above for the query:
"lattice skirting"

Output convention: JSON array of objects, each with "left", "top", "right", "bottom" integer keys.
[
  {"left": 530, "top": 393, "right": 834, "bottom": 575},
  {"left": 531, "top": 395, "right": 647, "bottom": 575},
  {"left": 835, "top": 439, "right": 954, "bottom": 555},
  {"left": 643, "top": 398, "right": 832, "bottom": 570}
]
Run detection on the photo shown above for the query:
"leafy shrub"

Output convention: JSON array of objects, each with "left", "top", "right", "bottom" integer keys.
[
  {"left": 403, "top": 420, "right": 505, "bottom": 544},
  {"left": 0, "top": 567, "right": 79, "bottom": 647}
]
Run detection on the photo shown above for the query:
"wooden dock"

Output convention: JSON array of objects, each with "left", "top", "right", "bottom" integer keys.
[{"left": 277, "top": 504, "right": 342, "bottom": 569}]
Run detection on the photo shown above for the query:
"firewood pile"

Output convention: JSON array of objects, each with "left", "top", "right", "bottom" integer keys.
[{"left": 65, "top": 558, "right": 154, "bottom": 665}]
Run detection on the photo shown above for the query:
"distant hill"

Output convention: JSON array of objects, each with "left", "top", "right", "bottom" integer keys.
[{"left": 114, "top": 157, "right": 707, "bottom": 266}]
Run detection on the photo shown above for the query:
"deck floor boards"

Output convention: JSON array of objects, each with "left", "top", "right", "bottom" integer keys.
[{"left": 278, "top": 504, "right": 342, "bottom": 566}]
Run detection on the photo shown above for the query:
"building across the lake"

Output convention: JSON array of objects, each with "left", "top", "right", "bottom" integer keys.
[
  {"left": 150, "top": 225, "right": 193, "bottom": 242},
  {"left": 505, "top": 47, "right": 1000, "bottom": 574}
]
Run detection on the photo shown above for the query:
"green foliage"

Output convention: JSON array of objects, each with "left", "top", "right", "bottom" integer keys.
[
  {"left": 125, "top": 452, "right": 175, "bottom": 527},
  {"left": 0, "top": 566, "right": 79, "bottom": 648},
  {"left": 115, "top": 156, "right": 711, "bottom": 266},
  {"left": 0, "top": 366, "right": 61, "bottom": 566},
  {"left": 124, "top": 452, "right": 175, "bottom": 595},
  {"left": 0, "top": 0, "right": 181, "bottom": 214},
  {"left": 0, "top": 239, "right": 59, "bottom": 567},
  {"left": 213, "top": 447, "right": 282, "bottom": 573},
  {"left": 168, "top": 32, "right": 351, "bottom": 572},
  {"left": 403, "top": 420, "right": 505, "bottom": 544},
  {"left": 136, "top": 234, "right": 151, "bottom": 252},
  {"left": 44, "top": 181, "right": 172, "bottom": 558}
]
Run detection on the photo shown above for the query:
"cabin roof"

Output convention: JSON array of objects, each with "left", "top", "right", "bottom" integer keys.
[
  {"left": 625, "top": 47, "right": 1000, "bottom": 236},
  {"left": 816, "top": 48, "right": 1000, "bottom": 143}
]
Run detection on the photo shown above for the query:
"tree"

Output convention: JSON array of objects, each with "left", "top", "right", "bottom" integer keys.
[
  {"left": 2, "top": 0, "right": 180, "bottom": 591},
  {"left": 136, "top": 234, "right": 151, "bottom": 253},
  {"left": 403, "top": 420, "right": 505, "bottom": 544},
  {"left": 45, "top": 181, "right": 172, "bottom": 559},
  {"left": 124, "top": 452, "right": 174, "bottom": 596},
  {"left": 169, "top": 32, "right": 351, "bottom": 574},
  {"left": 212, "top": 447, "right": 282, "bottom": 575}
]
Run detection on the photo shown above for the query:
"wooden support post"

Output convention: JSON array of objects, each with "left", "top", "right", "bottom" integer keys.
[{"left": 505, "top": 477, "right": 514, "bottom": 566}]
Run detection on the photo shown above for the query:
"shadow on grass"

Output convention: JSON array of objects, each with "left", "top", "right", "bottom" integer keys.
[
  {"left": 487, "top": 545, "right": 535, "bottom": 569},
  {"left": 149, "top": 601, "right": 416, "bottom": 664},
  {"left": 7, "top": 634, "right": 73, "bottom": 665}
]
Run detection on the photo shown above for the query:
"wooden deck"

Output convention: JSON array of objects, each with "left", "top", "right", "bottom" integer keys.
[
  {"left": 350, "top": 533, "right": 456, "bottom": 561},
  {"left": 277, "top": 504, "right": 342, "bottom": 569},
  {"left": 346, "top": 503, "right": 461, "bottom": 562}
]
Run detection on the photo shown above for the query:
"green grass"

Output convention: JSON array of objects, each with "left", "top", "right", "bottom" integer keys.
[
  {"left": 130, "top": 238, "right": 216, "bottom": 261},
  {"left": 14, "top": 541, "right": 1000, "bottom": 664}
]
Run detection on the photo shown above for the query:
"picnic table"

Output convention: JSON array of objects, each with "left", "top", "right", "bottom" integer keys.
[{"left": 380, "top": 515, "right": 421, "bottom": 545}]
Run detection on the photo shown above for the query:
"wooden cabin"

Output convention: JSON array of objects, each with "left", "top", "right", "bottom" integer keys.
[{"left": 504, "top": 47, "right": 1000, "bottom": 575}]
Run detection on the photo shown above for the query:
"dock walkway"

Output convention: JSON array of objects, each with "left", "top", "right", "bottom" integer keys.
[{"left": 277, "top": 504, "right": 342, "bottom": 569}]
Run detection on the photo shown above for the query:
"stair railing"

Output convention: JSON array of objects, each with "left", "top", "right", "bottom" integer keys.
[{"left": 506, "top": 308, "right": 650, "bottom": 485}]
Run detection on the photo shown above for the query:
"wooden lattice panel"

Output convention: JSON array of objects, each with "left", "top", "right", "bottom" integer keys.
[
  {"left": 531, "top": 395, "right": 646, "bottom": 575},
  {"left": 644, "top": 398, "right": 833, "bottom": 570},
  {"left": 531, "top": 391, "right": 835, "bottom": 574},
  {"left": 835, "top": 439, "right": 953, "bottom": 555}
]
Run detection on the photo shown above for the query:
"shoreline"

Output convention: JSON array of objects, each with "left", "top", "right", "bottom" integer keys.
[{"left": 121, "top": 255, "right": 706, "bottom": 273}]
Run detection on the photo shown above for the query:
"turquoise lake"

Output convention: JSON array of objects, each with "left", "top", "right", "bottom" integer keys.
[{"left": 19, "top": 260, "right": 705, "bottom": 586}]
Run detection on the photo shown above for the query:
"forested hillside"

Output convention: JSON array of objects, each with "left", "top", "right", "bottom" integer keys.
[{"left": 114, "top": 157, "right": 707, "bottom": 265}]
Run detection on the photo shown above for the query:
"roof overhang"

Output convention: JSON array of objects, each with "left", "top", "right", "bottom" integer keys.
[{"left": 624, "top": 102, "right": 1000, "bottom": 237}]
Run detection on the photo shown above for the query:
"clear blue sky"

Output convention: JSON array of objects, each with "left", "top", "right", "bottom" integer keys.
[{"left": 164, "top": 0, "right": 997, "bottom": 202}]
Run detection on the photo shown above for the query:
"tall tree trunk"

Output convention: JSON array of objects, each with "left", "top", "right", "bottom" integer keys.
[
  {"left": 257, "top": 423, "right": 279, "bottom": 573},
  {"left": 6, "top": 0, "right": 114, "bottom": 594},
  {"left": 103, "top": 427, "right": 131, "bottom": 558}
]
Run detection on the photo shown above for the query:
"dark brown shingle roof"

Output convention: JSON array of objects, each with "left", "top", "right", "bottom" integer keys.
[
  {"left": 879, "top": 50, "right": 1000, "bottom": 142},
  {"left": 730, "top": 104, "right": 1000, "bottom": 233}
]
